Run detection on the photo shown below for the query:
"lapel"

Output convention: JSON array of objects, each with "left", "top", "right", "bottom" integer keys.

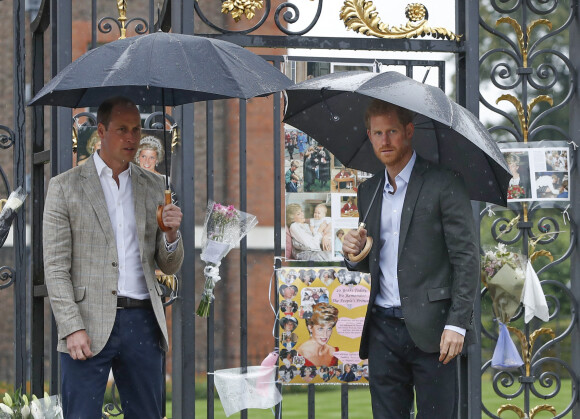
[
  {"left": 398, "top": 156, "right": 429, "bottom": 260},
  {"left": 80, "top": 158, "right": 115, "bottom": 245},
  {"left": 365, "top": 172, "right": 385, "bottom": 244},
  {"left": 131, "top": 164, "right": 148, "bottom": 259}
]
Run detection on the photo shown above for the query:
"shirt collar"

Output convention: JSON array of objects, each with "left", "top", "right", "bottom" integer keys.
[
  {"left": 93, "top": 151, "right": 132, "bottom": 177},
  {"left": 384, "top": 151, "right": 416, "bottom": 192}
]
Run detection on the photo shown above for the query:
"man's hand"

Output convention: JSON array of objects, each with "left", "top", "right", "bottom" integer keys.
[
  {"left": 439, "top": 329, "right": 464, "bottom": 365},
  {"left": 342, "top": 228, "right": 367, "bottom": 257},
  {"left": 66, "top": 330, "right": 93, "bottom": 361},
  {"left": 162, "top": 203, "right": 183, "bottom": 243}
]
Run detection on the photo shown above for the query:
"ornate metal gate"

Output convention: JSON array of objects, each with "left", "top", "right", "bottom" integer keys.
[{"left": 0, "top": 0, "right": 575, "bottom": 418}]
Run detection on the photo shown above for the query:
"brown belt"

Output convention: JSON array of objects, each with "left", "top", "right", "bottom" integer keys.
[{"left": 117, "top": 297, "right": 153, "bottom": 310}]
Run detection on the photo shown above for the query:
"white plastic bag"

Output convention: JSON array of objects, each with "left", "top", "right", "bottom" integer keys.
[{"left": 214, "top": 366, "right": 282, "bottom": 417}]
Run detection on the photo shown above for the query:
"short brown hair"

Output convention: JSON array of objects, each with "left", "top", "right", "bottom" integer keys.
[
  {"left": 364, "top": 99, "right": 415, "bottom": 129},
  {"left": 97, "top": 96, "right": 138, "bottom": 128}
]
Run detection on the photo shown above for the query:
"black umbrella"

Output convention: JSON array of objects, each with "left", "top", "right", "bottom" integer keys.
[
  {"left": 29, "top": 31, "right": 293, "bottom": 229},
  {"left": 284, "top": 70, "right": 511, "bottom": 206},
  {"left": 29, "top": 31, "right": 292, "bottom": 107}
]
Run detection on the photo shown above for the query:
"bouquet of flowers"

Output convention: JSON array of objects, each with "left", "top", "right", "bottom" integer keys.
[
  {"left": 482, "top": 244, "right": 526, "bottom": 370},
  {"left": 196, "top": 201, "right": 258, "bottom": 317},
  {"left": 0, "top": 392, "right": 63, "bottom": 419},
  {"left": 507, "top": 185, "right": 526, "bottom": 200},
  {"left": 481, "top": 243, "right": 526, "bottom": 323}
]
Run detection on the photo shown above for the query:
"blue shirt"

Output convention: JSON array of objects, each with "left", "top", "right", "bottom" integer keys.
[{"left": 375, "top": 152, "right": 416, "bottom": 308}]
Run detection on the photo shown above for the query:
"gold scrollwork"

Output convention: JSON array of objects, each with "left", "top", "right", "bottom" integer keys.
[
  {"left": 496, "top": 17, "right": 552, "bottom": 67},
  {"left": 496, "top": 94, "right": 553, "bottom": 142},
  {"left": 72, "top": 126, "right": 78, "bottom": 153},
  {"left": 221, "top": 0, "right": 264, "bottom": 22},
  {"left": 117, "top": 0, "right": 128, "bottom": 39},
  {"left": 498, "top": 404, "right": 525, "bottom": 418},
  {"left": 530, "top": 404, "right": 557, "bottom": 418},
  {"left": 498, "top": 402, "right": 557, "bottom": 418},
  {"left": 171, "top": 125, "right": 180, "bottom": 154},
  {"left": 530, "top": 249, "right": 554, "bottom": 263},
  {"left": 339, "top": 1, "right": 461, "bottom": 41},
  {"left": 508, "top": 325, "right": 555, "bottom": 376},
  {"left": 494, "top": 17, "right": 554, "bottom": 142}
]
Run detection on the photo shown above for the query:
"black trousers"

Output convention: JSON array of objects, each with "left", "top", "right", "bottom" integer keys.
[{"left": 368, "top": 312, "right": 457, "bottom": 419}]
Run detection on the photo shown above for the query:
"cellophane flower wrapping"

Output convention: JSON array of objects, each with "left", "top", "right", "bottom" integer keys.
[
  {"left": 0, "top": 186, "right": 27, "bottom": 248},
  {"left": 491, "top": 321, "right": 524, "bottom": 370},
  {"left": 0, "top": 392, "right": 63, "bottom": 419},
  {"left": 30, "top": 395, "right": 63, "bottom": 419},
  {"left": 481, "top": 244, "right": 526, "bottom": 323},
  {"left": 196, "top": 201, "right": 258, "bottom": 317}
]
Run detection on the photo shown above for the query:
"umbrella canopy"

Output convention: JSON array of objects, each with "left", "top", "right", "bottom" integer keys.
[
  {"left": 29, "top": 31, "right": 293, "bottom": 107},
  {"left": 284, "top": 71, "right": 511, "bottom": 206}
]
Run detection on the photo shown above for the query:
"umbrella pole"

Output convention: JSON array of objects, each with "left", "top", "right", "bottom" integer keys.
[
  {"left": 156, "top": 90, "right": 172, "bottom": 232},
  {"left": 347, "top": 180, "right": 382, "bottom": 263}
]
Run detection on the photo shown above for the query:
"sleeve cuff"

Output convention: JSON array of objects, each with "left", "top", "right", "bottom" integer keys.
[
  {"left": 164, "top": 231, "right": 181, "bottom": 252},
  {"left": 444, "top": 325, "right": 466, "bottom": 336}
]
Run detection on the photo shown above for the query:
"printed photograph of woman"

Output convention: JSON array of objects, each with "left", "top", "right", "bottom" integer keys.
[
  {"left": 135, "top": 135, "right": 165, "bottom": 176},
  {"left": 286, "top": 203, "right": 332, "bottom": 261},
  {"left": 297, "top": 303, "right": 340, "bottom": 367}
]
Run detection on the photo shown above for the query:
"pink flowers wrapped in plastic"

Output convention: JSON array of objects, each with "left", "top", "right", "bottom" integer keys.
[{"left": 196, "top": 201, "right": 258, "bottom": 317}]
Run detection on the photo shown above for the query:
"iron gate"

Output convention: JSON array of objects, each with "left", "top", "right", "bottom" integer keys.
[{"left": 0, "top": 0, "right": 575, "bottom": 418}]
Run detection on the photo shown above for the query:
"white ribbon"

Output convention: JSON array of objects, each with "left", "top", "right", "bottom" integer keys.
[
  {"left": 204, "top": 265, "right": 221, "bottom": 286},
  {"left": 567, "top": 141, "right": 578, "bottom": 150},
  {"left": 562, "top": 204, "right": 570, "bottom": 226}
]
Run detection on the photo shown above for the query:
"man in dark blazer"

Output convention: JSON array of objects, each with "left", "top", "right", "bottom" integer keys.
[{"left": 343, "top": 99, "right": 478, "bottom": 418}]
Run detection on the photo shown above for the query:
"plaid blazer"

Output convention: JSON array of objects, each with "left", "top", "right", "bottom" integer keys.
[{"left": 43, "top": 157, "right": 184, "bottom": 355}]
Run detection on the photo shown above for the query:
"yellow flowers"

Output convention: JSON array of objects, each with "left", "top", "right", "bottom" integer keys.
[{"left": 221, "top": 0, "right": 264, "bottom": 22}]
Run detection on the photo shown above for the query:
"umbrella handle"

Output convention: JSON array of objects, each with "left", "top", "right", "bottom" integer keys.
[
  {"left": 347, "top": 223, "right": 373, "bottom": 263},
  {"left": 156, "top": 190, "right": 172, "bottom": 232}
]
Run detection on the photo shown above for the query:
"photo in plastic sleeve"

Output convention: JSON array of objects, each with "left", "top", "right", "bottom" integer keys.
[
  {"left": 277, "top": 267, "right": 371, "bottom": 385},
  {"left": 531, "top": 148, "right": 569, "bottom": 200},
  {"left": 134, "top": 129, "right": 172, "bottom": 177},
  {"left": 503, "top": 150, "right": 532, "bottom": 201},
  {"left": 330, "top": 164, "right": 373, "bottom": 193},
  {"left": 285, "top": 158, "right": 304, "bottom": 193},
  {"left": 501, "top": 144, "right": 570, "bottom": 202},
  {"left": 285, "top": 193, "right": 333, "bottom": 261}
]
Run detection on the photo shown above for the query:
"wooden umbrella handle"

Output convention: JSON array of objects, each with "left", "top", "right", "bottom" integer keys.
[
  {"left": 348, "top": 222, "right": 373, "bottom": 263},
  {"left": 156, "top": 190, "right": 172, "bottom": 232}
]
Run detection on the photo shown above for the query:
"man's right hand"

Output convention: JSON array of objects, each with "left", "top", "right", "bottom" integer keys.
[
  {"left": 66, "top": 330, "right": 93, "bottom": 361},
  {"left": 342, "top": 228, "right": 367, "bottom": 257}
]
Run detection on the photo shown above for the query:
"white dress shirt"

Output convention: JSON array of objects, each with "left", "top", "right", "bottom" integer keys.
[{"left": 94, "top": 152, "right": 150, "bottom": 300}]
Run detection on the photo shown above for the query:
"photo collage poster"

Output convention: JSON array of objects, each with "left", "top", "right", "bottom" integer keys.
[
  {"left": 277, "top": 267, "right": 370, "bottom": 385},
  {"left": 284, "top": 125, "right": 373, "bottom": 261},
  {"left": 75, "top": 126, "right": 171, "bottom": 175},
  {"left": 501, "top": 143, "right": 570, "bottom": 202}
]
